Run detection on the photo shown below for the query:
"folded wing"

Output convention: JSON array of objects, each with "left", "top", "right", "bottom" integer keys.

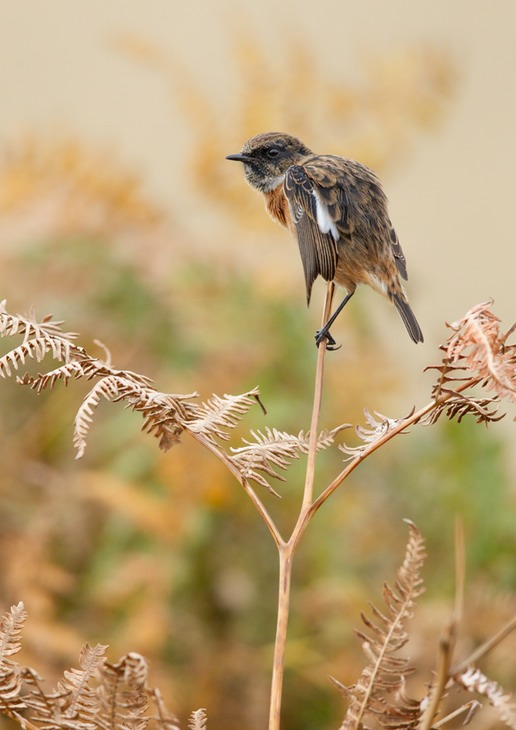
[{"left": 284, "top": 164, "right": 339, "bottom": 304}]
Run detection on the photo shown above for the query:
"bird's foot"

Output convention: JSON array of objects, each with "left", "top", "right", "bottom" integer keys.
[{"left": 315, "top": 328, "right": 341, "bottom": 351}]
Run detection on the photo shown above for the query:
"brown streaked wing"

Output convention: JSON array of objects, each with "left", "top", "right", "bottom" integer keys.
[
  {"left": 389, "top": 227, "right": 408, "bottom": 280},
  {"left": 304, "top": 156, "right": 354, "bottom": 243},
  {"left": 284, "top": 164, "right": 338, "bottom": 304}
]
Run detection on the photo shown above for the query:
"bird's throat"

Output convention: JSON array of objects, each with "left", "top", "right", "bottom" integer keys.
[{"left": 264, "top": 185, "right": 292, "bottom": 230}]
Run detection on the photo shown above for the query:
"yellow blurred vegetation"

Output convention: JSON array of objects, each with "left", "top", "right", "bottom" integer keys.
[
  {"left": 0, "top": 30, "right": 514, "bottom": 730},
  {"left": 0, "top": 136, "right": 163, "bottom": 235},
  {"left": 114, "top": 32, "right": 456, "bottom": 229}
]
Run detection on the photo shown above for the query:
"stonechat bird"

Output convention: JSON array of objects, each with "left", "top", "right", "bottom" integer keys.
[{"left": 226, "top": 132, "right": 423, "bottom": 349}]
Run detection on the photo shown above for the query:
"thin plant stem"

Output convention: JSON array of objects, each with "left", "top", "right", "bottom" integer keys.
[
  {"left": 301, "top": 282, "right": 335, "bottom": 512},
  {"left": 250, "top": 298, "right": 486, "bottom": 730},
  {"left": 192, "top": 432, "right": 284, "bottom": 548},
  {"left": 432, "top": 700, "right": 481, "bottom": 728},
  {"left": 268, "top": 543, "right": 293, "bottom": 730},
  {"left": 419, "top": 618, "right": 457, "bottom": 730},
  {"left": 449, "top": 613, "right": 516, "bottom": 676},
  {"left": 268, "top": 282, "right": 334, "bottom": 730},
  {"left": 307, "top": 374, "right": 483, "bottom": 519}
]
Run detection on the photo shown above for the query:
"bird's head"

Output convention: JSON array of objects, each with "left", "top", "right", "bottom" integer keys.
[{"left": 226, "top": 132, "right": 312, "bottom": 192}]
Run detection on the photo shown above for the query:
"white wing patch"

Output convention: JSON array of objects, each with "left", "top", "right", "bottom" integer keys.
[{"left": 312, "top": 189, "right": 339, "bottom": 240}]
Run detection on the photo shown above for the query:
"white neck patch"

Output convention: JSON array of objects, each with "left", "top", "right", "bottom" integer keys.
[{"left": 262, "top": 173, "right": 286, "bottom": 192}]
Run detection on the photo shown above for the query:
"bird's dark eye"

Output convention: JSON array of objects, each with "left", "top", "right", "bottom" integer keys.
[{"left": 267, "top": 147, "right": 280, "bottom": 158}]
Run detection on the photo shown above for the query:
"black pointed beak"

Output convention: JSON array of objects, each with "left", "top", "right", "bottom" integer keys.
[{"left": 226, "top": 153, "right": 253, "bottom": 163}]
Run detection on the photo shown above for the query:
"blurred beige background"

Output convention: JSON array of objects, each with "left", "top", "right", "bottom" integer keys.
[
  {"left": 0, "top": 5, "right": 515, "bottom": 728},
  {"left": 0, "top": 0, "right": 514, "bottom": 393}
]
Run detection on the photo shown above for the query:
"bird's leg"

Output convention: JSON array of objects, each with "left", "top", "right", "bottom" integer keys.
[{"left": 315, "top": 291, "right": 355, "bottom": 349}]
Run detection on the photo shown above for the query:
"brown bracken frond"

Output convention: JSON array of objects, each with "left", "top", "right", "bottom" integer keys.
[
  {"left": 339, "top": 408, "right": 412, "bottom": 461},
  {"left": 425, "top": 301, "right": 515, "bottom": 424},
  {"left": 337, "top": 521, "right": 426, "bottom": 730},
  {"left": 0, "top": 302, "right": 271, "bottom": 488},
  {"left": 456, "top": 668, "right": 516, "bottom": 730},
  {"left": 230, "top": 425, "right": 349, "bottom": 492},
  {"left": 96, "top": 653, "right": 149, "bottom": 730},
  {"left": 330, "top": 303, "right": 514, "bottom": 475},
  {"left": 25, "top": 643, "right": 108, "bottom": 729},
  {"left": 422, "top": 392, "right": 504, "bottom": 426},
  {"left": 149, "top": 689, "right": 180, "bottom": 730},
  {"left": 445, "top": 302, "right": 516, "bottom": 400},
  {"left": 0, "top": 300, "right": 77, "bottom": 377},
  {"left": 72, "top": 374, "right": 199, "bottom": 458},
  {"left": 0, "top": 604, "right": 181, "bottom": 730},
  {"left": 187, "top": 388, "right": 264, "bottom": 447},
  {"left": 0, "top": 603, "right": 31, "bottom": 727},
  {"left": 0, "top": 601, "right": 26, "bottom": 662},
  {"left": 56, "top": 644, "right": 108, "bottom": 726},
  {"left": 188, "top": 708, "right": 207, "bottom": 730}
]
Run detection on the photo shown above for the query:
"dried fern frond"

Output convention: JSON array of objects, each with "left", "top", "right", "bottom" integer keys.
[
  {"left": 424, "top": 301, "right": 515, "bottom": 425},
  {"left": 0, "top": 301, "right": 78, "bottom": 378},
  {"left": 187, "top": 388, "right": 263, "bottom": 446},
  {"left": 446, "top": 301, "right": 516, "bottom": 401},
  {"left": 96, "top": 653, "right": 149, "bottom": 730},
  {"left": 339, "top": 408, "right": 412, "bottom": 460},
  {"left": 0, "top": 603, "right": 31, "bottom": 725},
  {"left": 188, "top": 708, "right": 207, "bottom": 730},
  {"left": 148, "top": 688, "right": 180, "bottom": 730},
  {"left": 338, "top": 521, "right": 426, "bottom": 730},
  {"left": 0, "top": 606, "right": 180, "bottom": 730},
  {"left": 56, "top": 644, "right": 108, "bottom": 724},
  {"left": 24, "top": 644, "right": 108, "bottom": 730},
  {"left": 72, "top": 375, "right": 194, "bottom": 458},
  {"left": 0, "top": 602, "right": 26, "bottom": 661},
  {"left": 456, "top": 667, "right": 516, "bottom": 730},
  {"left": 0, "top": 338, "right": 63, "bottom": 378},
  {"left": 422, "top": 392, "right": 504, "bottom": 426},
  {"left": 115, "top": 385, "right": 201, "bottom": 453},
  {"left": 1, "top": 302, "right": 266, "bottom": 465},
  {"left": 19, "top": 350, "right": 152, "bottom": 392},
  {"left": 326, "top": 303, "right": 514, "bottom": 482},
  {"left": 0, "top": 301, "right": 75, "bottom": 342},
  {"left": 230, "top": 425, "right": 348, "bottom": 492},
  {"left": 18, "top": 359, "right": 92, "bottom": 392}
]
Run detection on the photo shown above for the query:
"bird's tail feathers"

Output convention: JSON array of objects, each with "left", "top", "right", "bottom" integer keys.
[{"left": 394, "top": 294, "right": 424, "bottom": 344}]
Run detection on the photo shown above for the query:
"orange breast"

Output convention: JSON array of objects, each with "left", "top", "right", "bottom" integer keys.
[{"left": 264, "top": 185, "right": 293, "bottom": 232}]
